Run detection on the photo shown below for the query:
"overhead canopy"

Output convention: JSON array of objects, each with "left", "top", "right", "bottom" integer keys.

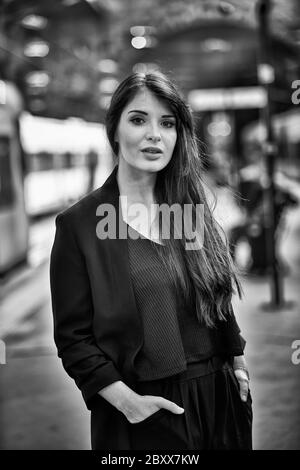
[{"left": 126, "top": 19, "right": 298, "bottom": 96}]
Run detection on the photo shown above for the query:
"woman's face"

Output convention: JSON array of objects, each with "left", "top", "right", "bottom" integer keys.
[{"left": 115, "top": 88, "right": 177, "bottom": 174}]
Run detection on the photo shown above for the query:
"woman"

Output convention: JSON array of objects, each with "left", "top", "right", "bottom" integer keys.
[{"left": 50, "top": 71, "right": 252, "bottom": 450}]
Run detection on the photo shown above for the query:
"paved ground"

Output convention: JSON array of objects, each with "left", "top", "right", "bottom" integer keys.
[
  {"left": 0, "top": 184, "right": 299, "bottom": 450},
  {"left": 0, "top": 218, "right": 91, "bottom": 450}
]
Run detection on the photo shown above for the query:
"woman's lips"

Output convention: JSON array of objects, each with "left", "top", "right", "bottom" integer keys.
[
  {"left": 141, "top": 148, "right": 162, "bottom": 159},
  {"left": 141, "top": 147, "right": 162, "bottom": 153},
  {"left": 141, "top": 151, "right": 162, "bottom": 159}
]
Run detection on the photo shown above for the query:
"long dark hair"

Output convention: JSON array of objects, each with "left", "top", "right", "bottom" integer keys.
[{"left": 106, "top": 71, "right": 242, "bottom": 327}]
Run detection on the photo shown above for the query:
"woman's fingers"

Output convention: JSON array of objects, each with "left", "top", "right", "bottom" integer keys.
[
  {"left": 239, "top": 379, "right": 249, "bottom": 402},
  {"left": 154, "top": 396, "right": 185, "bottom": 414},
  {"left": 234, "top": 369, "right": 249, "bottom": 402}
]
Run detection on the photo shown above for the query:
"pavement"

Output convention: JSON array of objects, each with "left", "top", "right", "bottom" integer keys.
[{"left": 0, "top": 183, "right": 299, "bottom": 450}]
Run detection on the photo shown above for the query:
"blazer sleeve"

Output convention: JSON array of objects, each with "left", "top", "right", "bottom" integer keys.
[
  {"left": 50, "top": 213, "right": 123, "bottom": 409},
  {"left": 216, "top": 303, "right": 246, "bottom": 357}
]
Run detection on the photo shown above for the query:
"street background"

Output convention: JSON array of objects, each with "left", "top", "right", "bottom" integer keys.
[{"left": 1, "top": 0, "right": 300, "bottom": 450}]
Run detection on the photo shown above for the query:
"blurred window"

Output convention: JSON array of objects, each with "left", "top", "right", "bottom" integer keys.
[
  {"left": 0, "top": 136, "right": 15, "bottom": 208},
  {"left": 63, "top": 152, "right": 73, "bottom": 169},
  {"left": 30, "top": 152, "right": 54, "bottom": 171}
]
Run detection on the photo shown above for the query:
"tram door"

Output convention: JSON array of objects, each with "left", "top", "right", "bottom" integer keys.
[{"left": 0, "top": 99, "right": 29, "bottom": 273}]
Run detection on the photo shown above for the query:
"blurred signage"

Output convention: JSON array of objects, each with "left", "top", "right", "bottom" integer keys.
[{"left": 188, "top": 87, "right": 267, "bottom": 111}]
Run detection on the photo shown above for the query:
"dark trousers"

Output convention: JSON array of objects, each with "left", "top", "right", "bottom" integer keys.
[{"left": 91, "top": 356, "right": 253, "bottom": 450}]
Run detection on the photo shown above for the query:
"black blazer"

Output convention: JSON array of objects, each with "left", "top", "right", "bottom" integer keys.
[{"left": 50, "top": 164, "right": 245, "bottom": 414}]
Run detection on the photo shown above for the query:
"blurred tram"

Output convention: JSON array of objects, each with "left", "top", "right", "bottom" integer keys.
[
  {"left": 0, "top": 82, "right": 113, "bottom": 274},
  {"left": 0, "top": 80, "right": 29, "bottom": 274},
  {"left": 19, "top": 113, "right": 113, "bottom": 216}
]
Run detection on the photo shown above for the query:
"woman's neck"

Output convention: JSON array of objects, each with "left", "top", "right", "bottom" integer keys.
[{"left": 116, "top": 162, "right": 157, "bottom": 206}]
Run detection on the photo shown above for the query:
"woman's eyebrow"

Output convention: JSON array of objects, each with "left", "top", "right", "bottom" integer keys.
[{"left": 127, "top": 109, "right": 175, "bottom": 118}]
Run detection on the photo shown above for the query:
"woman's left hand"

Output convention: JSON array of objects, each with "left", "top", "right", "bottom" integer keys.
[
  {"left": 233, "top": 355, "right": 250, "bottom": 402},
  {"left": 234, "top": 368, "right": 250, "bottom": 402}
]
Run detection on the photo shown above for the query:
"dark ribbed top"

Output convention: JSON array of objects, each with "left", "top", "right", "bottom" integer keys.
[{"left": 127, "top": 228, "right": 221, "bottom": 381}]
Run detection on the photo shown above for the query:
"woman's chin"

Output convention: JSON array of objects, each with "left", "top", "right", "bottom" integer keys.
[{"left": 130, "top": 161, "right": 167, "bottom": 173}]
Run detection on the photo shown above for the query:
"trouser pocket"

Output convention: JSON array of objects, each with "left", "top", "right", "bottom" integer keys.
[
  {"left": 128, "top": 408, "right": 189, "bottom": 451},
  {"left": 226, "top": 367, "right": 253, "bottom": 449},
  {"left": 129, "top": 408, "right": 167, "bottom": 428}
]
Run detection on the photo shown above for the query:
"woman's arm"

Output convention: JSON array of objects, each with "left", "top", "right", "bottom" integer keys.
[
  {"left": 233, "top": 354, "right": 250, "bottom": 402},
  {"left": 218, "top": 305, "right": 251, "bottom": 402},
  {"left": 217, "top": 304, "right": 246, "bottom": 357},
  {"left": 50, "top": 214, "right": 123, "bottom": 409}
]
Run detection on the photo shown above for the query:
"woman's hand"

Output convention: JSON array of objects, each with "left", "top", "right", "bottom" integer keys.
[
  {"left": 122, "top": 394, "right": 185, "bottom": 424},
  {"left": 234, "top": 368, "right": 250, "bottom": 402},
  {"left": 98, "top": 381, "right": 184, "bottom": 424},
  {"left": 233, "top": 355, "right": 250, "bottom": 402}
]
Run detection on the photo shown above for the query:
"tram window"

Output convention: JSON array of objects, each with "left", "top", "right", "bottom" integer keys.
[
  {"left": 31, "top": 152, "right": 54, "bottom": 172},
  {"left": 0, "top": 136, "right": 15, "bottom": 207}
]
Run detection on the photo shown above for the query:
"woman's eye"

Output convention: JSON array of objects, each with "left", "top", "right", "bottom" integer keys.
[
  {"left": 162, "top": 121, "right": 175, "bottom": 128},
  {"left": 130, "top": 117, "right": 144, "bottom": 125}
]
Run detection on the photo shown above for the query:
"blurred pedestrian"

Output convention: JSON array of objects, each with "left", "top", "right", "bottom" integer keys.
[
  {"left": 229, "top": 162, "right": 298, "bottom": 275},
  {"left": 50, "top": 71, "right": 252, "bottom": 451}
]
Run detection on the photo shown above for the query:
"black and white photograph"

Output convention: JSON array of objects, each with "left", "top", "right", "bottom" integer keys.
[{"left": 0, "top": 0, "right": 300, "bottom": 455}]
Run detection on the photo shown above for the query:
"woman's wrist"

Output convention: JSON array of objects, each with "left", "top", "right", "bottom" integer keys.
[
  {"left": 233, "top": 354, "right": 247, "bottom": 368},
  {"left": 97, "top": 380, "right": 139, "bottom": 412}
]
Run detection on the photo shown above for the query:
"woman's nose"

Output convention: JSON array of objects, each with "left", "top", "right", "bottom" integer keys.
[
  {"left": 147, "top": 134, "right": 161, "bottom": 142},
  {"left": 146, "top": 124, "right": 161, "bottom": 142}
]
